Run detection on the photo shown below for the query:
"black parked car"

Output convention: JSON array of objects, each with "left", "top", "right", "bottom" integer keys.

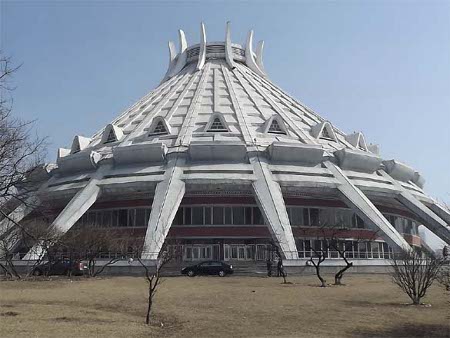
[
  {"left": 181, "top": 261, "right": 233, "bottom": 277},
  {"left": 32, "top": 259, "right": 85, "bottom": 276}
]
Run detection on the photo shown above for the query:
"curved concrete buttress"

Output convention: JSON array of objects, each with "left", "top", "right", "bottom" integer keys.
[
  {"left": 225, "top": 21, "right": 236, "bottom": 69},
  {"left": 256, "top": 40, "right": 266, "bottom": 73},
  {"left": 179, "top": 29, "right": 188, "bottom": 52},
  {"left": 245, "top": 30, "right": 266, "bottom": 77},
  {"left": 161, "top": 41, "right": 178, "bottom": 83},
  {"left": 196, "top": 23, "right": 207, "bottom": 71},
  {"left": 168, "top": 41, "right": 177, "bottom": 62},
  {"left": 167, "top": 30, "right": 188, "bottom": 78}
]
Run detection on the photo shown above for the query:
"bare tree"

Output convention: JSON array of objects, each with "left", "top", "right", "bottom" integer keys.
[
  {"left": 0, "top": 227, "right": 22, "bottom": 279},
  {"left": 391, "top": 248, "right": 444, "bottom": 305},
  {"left": 0, "top": 51, "right": 47, "bottom": 275},
  {"left": 60, "top": 226, "right": 146, "bottom": 277},
  {"left": 0, "top": 215, "right": 58, "bottom": 278},
  {"left": 308, "top": 238, "right": 329, "bottom": 287},
  {"left": 330, "top": 227, "right": 379, "bottom": 286},
  {"left": 137, "top": 243, "right": 180, "bottom": 325},
  {"left": 0, "top": 52, "right": 46, "bottom": 209},
  {"left": 437, "top": 265, "right": 450, "bottom": 292}
]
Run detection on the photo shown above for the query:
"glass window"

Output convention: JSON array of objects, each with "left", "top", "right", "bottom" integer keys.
[
  {"left": 246, "top": 246, "right": 253, "bottom": 260},
  {"left": 112, "top": 210, "right": 119, "bottom": 227},
  {"left": 192, "top": 247, "right": 199, "bottom": 260},
  {"left": 382, "top": 242, "right": 389, "bottom": 259},
  {"left": 319, "top": 209, "right": 335, "bottom": 227},
  {"left": 371, "top": 242, "right": 380, "bottom": 259},
  {"left": 303, "top": 208, "right": 310, "bottom": 226},
  {"left": 411, "top": 221, "right": 418, "bottom": 235},
  {"left": 394, "top": 216, "right": 404, "bottom": 233},
  {"left": 233, "top": 207, "right": 245, "bottom": 225},
  {"left": 205, "top": 207, "right": 212, "bottom": 225},
  {"left": 184, "top": 207, "right": 192, "bottom": 225},
  {"left": 405, "top": 219, "right": 413, "bottom": 235},
  {"left": 117, "top": 209, "right": 128, "bottom": 227},
  {"left": 352, "top": 214, "right": 365, "bottom": 229},
  {"left": 310, "top": 208, "right": 320, "bottom": 227},
  {"left": 186, "top": 247, "right": 192, "bottom": 260},
  {"left": 145, "top": 208, "right": 151, "bottom": 224},
  {"left": 290, "top": 207, "right": 304, "bottom": 226},
  {"left": 136, "top": 209, "right": 146, "bottom": 227},
  {"left": 344, "top": 241, "right": 354, "bottom": 258},
  {"left": 224, "top": 207, "right": 232, "bottom": 225},
  {"left": 87, "top": 212, "right": 96, "bottom": 227},
  {"left": 102, "top": 210, "right": 112, "bottom": 227},
  {"left": 238, "top": 247, "right": 245, "bottom": 259},
  {"left": 213, "top": 207, "right": 224, "bottom": 225},
  {"left": 95, "top": 211, "right": 102, "bottom": 228},
  {"left": 231, "top": 246, "right": 238, "bottom": 259},
  {"left": 253, "top": 207, "right": 264, "bottom": 225},
  {"left": 245, "top": 207, "right": 252, "bottom": 225},
  {"left": 335, "top": 209, "right": 352, "bottom": 228},
  {"left": 173, "top": 208, "right": 183, "bottom": 225},
  {"left": 128, "top": 209, "right": 136, "bottom": 227},
  {"left": 358, "top": 242, "right": 367, "bottom": 259},
  {"left": 192, "top": 207, "right": 204, "bottom": 225}
]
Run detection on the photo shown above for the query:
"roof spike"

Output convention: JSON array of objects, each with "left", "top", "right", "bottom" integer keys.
[
  {"left": 245, "top": 30, "right": 266, "bottom": 77},
  {"left": 168, "top": 41, "right": 176, "bottom": 63},
  {"left": 178, "top": 29, "right": 187, "bottom": 53},
  {"left": 196, "top": 22, "right": 207, "bottom": 71},
  {"left": 161, "top": 40, "right": 178, "bottom": 83},
  {"left": 164, "top": 29, "right": 188, "bottom": 81},
  {"left": 224, "top": 21, "right": 236, "bottom": 69},
  {"left": 256, "top": 40, "right": 266, "bottom": 73}
]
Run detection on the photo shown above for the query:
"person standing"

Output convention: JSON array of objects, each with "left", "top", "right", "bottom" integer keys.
[
  {"left": 277, "top": 258, "right": 283, "bottom": 277},
  {"left": 266, "top": 258, "right": 272, "bottom": 277}
]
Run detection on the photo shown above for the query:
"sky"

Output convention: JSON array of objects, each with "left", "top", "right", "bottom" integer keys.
[{"left": 1, "top": 0, "right": 449, "bottom": 203}]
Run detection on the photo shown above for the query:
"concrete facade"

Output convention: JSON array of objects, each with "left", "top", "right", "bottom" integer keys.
[{"left": 2, "top": 23, "right": 449, "bottom": 265}]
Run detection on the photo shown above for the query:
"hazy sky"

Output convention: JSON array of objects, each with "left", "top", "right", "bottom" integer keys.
[{"left": 1, "top": 1, "right": 449, "bottom": 203}]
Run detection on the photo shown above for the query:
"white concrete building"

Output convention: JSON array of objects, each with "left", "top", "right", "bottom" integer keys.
[{"left": 2, "top": 23, "right": 450, "bottom": 266}]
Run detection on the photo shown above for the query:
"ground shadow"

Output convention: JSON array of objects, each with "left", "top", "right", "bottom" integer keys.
[
  {"left": 352, "top": 323, "right": 450, "bottom": 338},
  {"left": 342, "top": 299, "right": 420, "bottom": 308}
]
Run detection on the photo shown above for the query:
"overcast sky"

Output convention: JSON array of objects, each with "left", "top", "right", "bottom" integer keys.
[{"left": 1, "top": 1, "right": 449, "bottom": 203}]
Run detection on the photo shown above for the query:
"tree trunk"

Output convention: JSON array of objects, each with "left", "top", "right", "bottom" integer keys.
[
  {"left": 315, "top": 265, "right": 326, "bottom": 287},
  {"left": 334, "top": 262, "right": 353, "bottom": 285},
  {"left": 146, "top": 286, "right": 153, "bottom": 325}
]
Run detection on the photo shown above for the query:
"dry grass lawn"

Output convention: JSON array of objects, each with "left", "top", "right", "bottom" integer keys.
[{"left": 0, "top": 274, "right": 449, "bottom": 337}]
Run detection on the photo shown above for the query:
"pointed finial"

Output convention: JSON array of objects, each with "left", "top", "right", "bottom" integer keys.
[
  {"left": 196, "top": 22, "right": 207, "bottom": 71},
  {"left": 225, "top": 21, "right": 236, "bottom": 69},
  {"left": 178, "top": 29, "right": 187, "bottom": 53},
  {"left": 245, "top": 30, "right": 266, "bottom": 77},
  {"left": 168, "top": 41, "right": 176, "bottom": 63},
  {"left": 256, "top": 40, "right": 266, "bottom": 73}
]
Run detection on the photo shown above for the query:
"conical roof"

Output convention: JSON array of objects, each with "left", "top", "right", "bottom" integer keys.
[
  {"left": 67, "top": 24, "right": 371, "bottom": 158},
  {"left": 25, "top": 23, "right": 449, "bottom": 261}
]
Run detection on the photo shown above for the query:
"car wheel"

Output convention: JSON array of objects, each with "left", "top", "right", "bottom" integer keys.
[
  {"left": 33, "top": 269, "right": 42, "bottom": 276},
  {"left": 187, "top": 270, "right": 195, "bottom": 277},
  {"left": 218, "top": 270, "right": 226, "bottom": 277}
]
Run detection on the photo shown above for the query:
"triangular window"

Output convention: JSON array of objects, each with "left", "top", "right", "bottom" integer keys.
[
  {"left": 72, "top": 143, "right": 80, "bottom": 154},
  {"left": 320, "top": 126, "right": 334, "bottom": 141},
  {"left": 357, "top": 135, "right": 367, "bottom": 151},
  {"left": 104, "top": 129, "right": 117, "bottom": 144},
  {"left": 153, "top": 121, "right": 167, "bottom": 134},
  {"left": 268, "top": 119, "right": 285, "bottom": 134},
  {"left": 208, "top": 117, "right": 227, "bottom": 132}
]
